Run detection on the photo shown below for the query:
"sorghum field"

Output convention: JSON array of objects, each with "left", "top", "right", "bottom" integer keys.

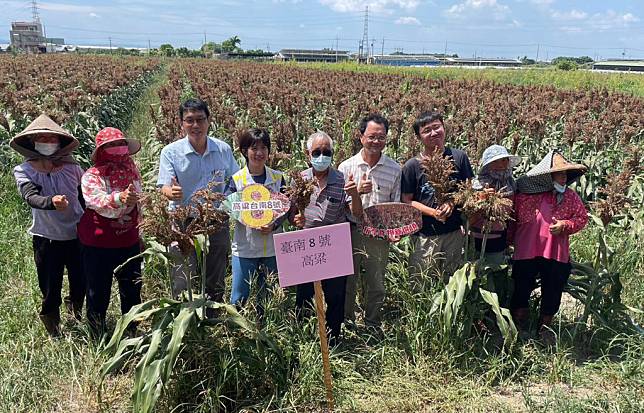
[{"left": 0, "top": 55, "right": 642, "bottom": 412}]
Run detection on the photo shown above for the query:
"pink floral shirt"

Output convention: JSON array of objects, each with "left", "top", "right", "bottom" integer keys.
[
  {"left": 81, "top": 171, "right": 141, "bottom": 219},
  {"left": 510, "top": 190, "right": 588, "bottom": 263}
]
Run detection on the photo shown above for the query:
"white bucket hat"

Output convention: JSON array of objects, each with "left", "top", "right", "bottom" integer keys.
[{"left": 479, "top": 144, "right": 521, "bottom": 173}]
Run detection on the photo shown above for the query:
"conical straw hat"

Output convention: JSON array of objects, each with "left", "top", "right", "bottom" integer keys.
[{"left": 10, "top": 114, "right": 79, "bottom": 158}]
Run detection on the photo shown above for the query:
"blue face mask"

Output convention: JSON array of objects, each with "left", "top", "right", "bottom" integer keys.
[
  {"left": 311, "top": 155, "right": 332, "bottom": 172},
  {"left": 553, "top": 182, "right": 567, "bottom": 193}
]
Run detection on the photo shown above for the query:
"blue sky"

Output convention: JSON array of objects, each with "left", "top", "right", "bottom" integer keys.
[{"left": 2, "top": 0, "right": 642, "bottom": 59}]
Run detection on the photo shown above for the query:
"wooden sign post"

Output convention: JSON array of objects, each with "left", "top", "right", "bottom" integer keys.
[
  {"left": 313, "top": 280, "right": 334, "bottom": 409},
  {"left": 273, "top": 222, "right": 354, "bottom": 409}
]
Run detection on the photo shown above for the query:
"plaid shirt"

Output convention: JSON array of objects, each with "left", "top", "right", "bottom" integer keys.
[
  {"left": 301, "top": 168, "right": 350, "bottom": 229},
  {"left": 338, "top": 149, "right": 401, "bottom": 209}
]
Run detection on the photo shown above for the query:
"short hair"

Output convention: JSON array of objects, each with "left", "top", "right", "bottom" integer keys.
[
  {"left": 413, "top": 111, "right": 444, "bottom": 137},
  {"left": 179, "top": 98, "right": 210, "bottom": 120},
  {"left": 306, "top": 131, "right": 334, "bottom": 151},
  {"left": 359, "top": 113, "right": 389, "bottom": 135},
  {"left": 237, "top": 128, "right": 271, "bottom": 161}
]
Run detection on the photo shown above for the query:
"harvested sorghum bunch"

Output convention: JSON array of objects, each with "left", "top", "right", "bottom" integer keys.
[
  {"left": 139, "top": 182, "right": 228, "bottom": 255},
  {"left": 419, "top": 148, "right": 457, "bottom": 205},
  {"left": 284, "top": 169, "right": 318, "bottom": 214},
  {"left": 454, "top": 179, "right": 514, "bottom": 232}
]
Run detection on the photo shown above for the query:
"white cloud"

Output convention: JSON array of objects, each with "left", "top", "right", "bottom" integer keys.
[
  {"left": 395, "top": 16, "right": 420, "bottom": 25},
  {"left": 550, "top": 9, "right": 587, "bottom": 20},
  {"left": 588, "top": 10, "right": 640, "bottom": 31},
  {"left": 89, "top": 12, "right": 100, "bottom": 18},
  {"left": 444, "top": 0, "right": 510, "bottom": 19},
  {"left": 552, "top": 9, "right": 640, "bottom": 33},
  {"left": 319, "top": 0, "right": 420, "bottom": 14},
  {"left": 622, "top": 13, "right": 638, "bottom": 23},
  {"left": 529, "top": 0, "right": 554, "bottom": 5}
]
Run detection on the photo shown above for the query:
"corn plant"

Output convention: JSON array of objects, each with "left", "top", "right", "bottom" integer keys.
[
  {"left": 430, "top": 179, "right": 517, "bottom": 347},
  {"left": 102, "top": 183, "right": 283, "bottom": 413},
  {"left": 567, "top": 164, "right": 644, "bottom": 336},
  {"left": 99, "top": 298, "right": 279, "bottom": 413}
]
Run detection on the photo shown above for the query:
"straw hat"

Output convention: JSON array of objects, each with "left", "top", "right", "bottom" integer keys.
[
  {"left": 549, "top": 152, "right": 587, "bottom": 175},
  {"left": 479, "top": 144, "right": 521, "bottom": 173},
  {"left": 10, "top": 114, "right": 78, "bottom": 153},
  {"left": 91, "top": 127, "right": 141, "bottom": 161},
  {"left": 516, "top": 150, "right": 587, "bottom": 194}
]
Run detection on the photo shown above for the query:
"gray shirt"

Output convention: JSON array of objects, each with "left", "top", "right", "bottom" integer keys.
[{"left": 14, "top": 162, "right": 84, "bottom": 241}]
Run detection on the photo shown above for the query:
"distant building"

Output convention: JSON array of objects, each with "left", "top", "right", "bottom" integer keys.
[
  {"left": 0, "top": 43, "right": 10, "bottom": 53},
  {"left": 10, "top": 21, "right": 46, "bottom": 53},
  {"left": 443, "top": 57, "right": 522, "bottom": 68},
  {"left": 46, "top": 37, "right": 65, "bottom": 45},
  {"left": 215, "top": 51, "right": 275, "bottom": 61},
  {"left": 372, "top": 54, "right": 441, "bottom": 67},
  {"left": 275, "top": 49, "right": 350, "bottom": 63},
  {"left": 592, "top": 60, "right": 644, "bottom": 73}
]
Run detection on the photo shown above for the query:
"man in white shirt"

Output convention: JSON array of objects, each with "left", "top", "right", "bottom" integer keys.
[{"left": 338, "top": 114, "right": 401, "bottom": 329}]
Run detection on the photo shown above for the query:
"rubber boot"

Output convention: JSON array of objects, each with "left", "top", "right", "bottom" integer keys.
[
  {"left": 512, "top": 308, "right": 530, "bottom": 341},
  {"left": 40, "top": 312, "right": 61, "bottom": 337},
  {"left": 538, "top": 315, "right": 556, "bottom": 347}
]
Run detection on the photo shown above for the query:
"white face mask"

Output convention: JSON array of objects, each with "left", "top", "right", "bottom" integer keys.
[
  {"left": 311, "top": 155, "right": 332, "bottom": 172},
  {"left": 34, "top": 142, "right": 60, "bottom": 156},
  {"left": 553, "top": 182, "right": 567, "bottom": 193}
]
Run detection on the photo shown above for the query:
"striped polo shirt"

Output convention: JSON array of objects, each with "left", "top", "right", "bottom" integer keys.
[
  {"left": 301, "top": 167, "right": 349, "bottom": 229},
  {"left": 338, "top": 149, "right": 401, "bottom": 209}
]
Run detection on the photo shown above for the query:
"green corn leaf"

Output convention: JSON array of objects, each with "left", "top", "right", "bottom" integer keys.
[{"left": 479, "top": 288, "right": 517, "bottom": 346}]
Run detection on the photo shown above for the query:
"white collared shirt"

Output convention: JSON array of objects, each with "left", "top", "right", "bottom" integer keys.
[{"left": 338, "top": 149, "right": 401, "bottom": 209}]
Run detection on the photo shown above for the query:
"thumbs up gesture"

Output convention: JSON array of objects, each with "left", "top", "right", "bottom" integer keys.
[
  {"left": 344, "top": 172, "right": 359, "bottom": 197},
  {"left": 358, "top": 171, "right": 373, "bottom": 194},
  {"left": 163, "top": 176, "right": 183, "bottom": 201},
  {"left": 119, "top": 183, "right": 139, "bottom": 207},
  {"left": 52, "top": 195, "right": 69, "bottom": 211}
]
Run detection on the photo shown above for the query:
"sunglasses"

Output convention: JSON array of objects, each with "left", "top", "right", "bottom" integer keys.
[{"left": 311, "top": 149, "right": 333, "bottom": 157}]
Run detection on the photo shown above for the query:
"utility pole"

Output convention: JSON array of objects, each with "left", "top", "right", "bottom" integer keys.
[
  {"left": 335, "top": 35, "right": 339, "bottom": 62},
  {"left": 381, "top": 37, "right": 384, "bottom": 56},
  {"left": 148, "top": 39, "right": 151, "bottom": 56},
  {"left": 444, "top": 40, "right": 448, "bottom": 62},
  {"left": 536, "top": 43, "right": 540, "bottom": 63},
  {"left": 204, "top": 30, "right": 207, "bottom": 46},
  {"left": 109, "top": 36, "right": 112, "bottom": 54}
]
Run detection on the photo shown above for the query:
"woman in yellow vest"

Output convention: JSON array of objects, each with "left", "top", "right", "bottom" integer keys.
[{"left": 227, "top": 128, "right": 286, "bottom": 314}]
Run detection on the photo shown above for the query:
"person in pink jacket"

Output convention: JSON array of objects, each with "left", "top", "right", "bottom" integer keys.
[{"left": 509, "top": 151, "right": 588, "bottom": 345}]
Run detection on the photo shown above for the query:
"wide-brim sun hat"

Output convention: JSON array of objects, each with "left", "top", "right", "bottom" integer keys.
[
  {"left": 10, "top": 114, "right": 79, "bottom": 154},
  {"left": 479, "top": 144, "right": 521, "bottom": 173},
  {"left": 516, "top": 150, "right": 587, "bottom": 194},
  {"left": 91, "top": 127, "right": 141, "bottom": 161}
]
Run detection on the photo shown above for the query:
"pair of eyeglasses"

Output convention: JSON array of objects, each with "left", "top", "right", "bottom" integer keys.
[
  {"left": 311, "top": 149, "right": 333, "bottom": 157},
  {"left": 420, "top": 124, "right": 443, "bottom": 134},
  {"left": 182, "top": 117, "right": 208, "bottom": 125},
  {"left": 365, "top": 135, "right": 386, "bottom": 142}
]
